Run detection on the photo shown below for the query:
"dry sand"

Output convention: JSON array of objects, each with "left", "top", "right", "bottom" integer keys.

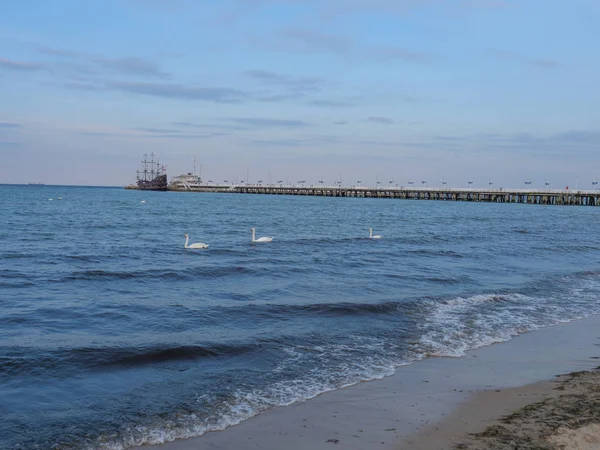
[{"left": 147, "top": 316, "right": 600, "bottom": 450}]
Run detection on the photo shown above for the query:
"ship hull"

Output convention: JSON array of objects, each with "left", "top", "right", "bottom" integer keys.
[{"left": 137, "top": 174, "right": 168, "bottom": 191}]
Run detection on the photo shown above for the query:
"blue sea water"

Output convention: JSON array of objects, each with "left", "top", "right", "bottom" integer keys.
[{"left": 2, "top": 184, "right": 600, "bottom": 449}]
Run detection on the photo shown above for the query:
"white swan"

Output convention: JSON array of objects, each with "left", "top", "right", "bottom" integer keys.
[
  {"left": 140, "top": 200, "right": 147, "bottom": 204},
  {"left": 184, "top": 234, "right": 209, "bottom": 249},
  {"left": 369, "top": 228, "right": 382, "bottom": 239},
  {"left": 251, "top": 228, "right": 273, "bottom": 243}
]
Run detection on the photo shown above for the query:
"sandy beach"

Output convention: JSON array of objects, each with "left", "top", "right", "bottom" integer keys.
[
  {"left": 146, "top": 315, "right": 600, "bottom": 450},
  {"left": 403, "top": 369, "right": 600, "bottom": 449}
]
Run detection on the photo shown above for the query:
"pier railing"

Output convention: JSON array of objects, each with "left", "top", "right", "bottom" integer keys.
[{"left": 165, "top": 184, "right": 600, "bottom": 206}]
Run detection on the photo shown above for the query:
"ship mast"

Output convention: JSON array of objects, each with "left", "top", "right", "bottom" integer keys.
[
  {"left": 150, "top": 152, "right": 156, "bottom": 179},
  {"left": 138, "top": 153, "right": 150, "bottom": 182},
  {"left": 145, "top": 153, "right": 150, "bottom": 181}
]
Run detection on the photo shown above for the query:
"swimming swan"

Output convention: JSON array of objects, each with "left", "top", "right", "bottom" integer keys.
[
  {"left": 369, "top": 228, "right": 382, "bottom": 239},
  {"left": 251, "top": 228, "right": 273, "bottom": 243},
  {"left": 184, "top": 234, "right": 209, "bottom": 249}
]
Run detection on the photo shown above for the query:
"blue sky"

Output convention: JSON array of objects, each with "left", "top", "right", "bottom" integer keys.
[{"left": 0, "top": 0, "right": 598, "bottom": 187}]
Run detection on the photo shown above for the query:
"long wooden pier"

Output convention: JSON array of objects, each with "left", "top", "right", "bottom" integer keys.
[{"left": 165, "top": 185, "right": 600, "bottom": 206}]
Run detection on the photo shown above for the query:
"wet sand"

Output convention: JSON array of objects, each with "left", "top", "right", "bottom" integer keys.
[{"left": 147, "top": 315, "right": 600, "bottom": 450}]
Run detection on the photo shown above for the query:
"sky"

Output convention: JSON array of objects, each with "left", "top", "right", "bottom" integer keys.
[{"left": 0, "top": 0, "right": 599, "bottom": 188}]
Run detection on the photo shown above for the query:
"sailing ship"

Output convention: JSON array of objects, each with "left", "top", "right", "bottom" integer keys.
[{"left": 136, "top": 153, "right": 168, "bottom": 191}]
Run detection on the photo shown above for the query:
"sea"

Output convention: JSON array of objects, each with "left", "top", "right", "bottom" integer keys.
[{"left": 2, "top": 184, "right": 600, "bottom": 449}]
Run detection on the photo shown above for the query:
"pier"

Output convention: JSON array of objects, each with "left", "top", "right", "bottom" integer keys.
[{"left": 166, "top": 185, "right": 600, "bottom": 206}]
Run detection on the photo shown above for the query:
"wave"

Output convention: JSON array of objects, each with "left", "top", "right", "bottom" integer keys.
[
  {"left": 423, "top": 276, "right": 469, "bottom": 284},
  {"left": 576, "top": 270, "right": 600, "bottom": 278},
  {"left": 54, "top": 261, "right": 331, "bottom": 283},
  {"left": 415, "top": 283, "right": 600, "bottom": 358},
  {"left": 0, "top": 281, "right": 36, "bottom": 288},
  {"left": 205, "top": 249, "right": 248, "bottom": 256},
  {"left": 61, "top": 255, "right": 105, "bottom": 262},
  {"left": 81, "top": 286, "right": 600, "bottom": 450},
  {"left": 8, "top": 266, "right": 600, "bottom": 449},
  {"left": 58, "top": 266, "right": 259, "bottom": 282},
  {"left": 537, "top": 245, "right": 600, "bottom": 253},
  {"left": 294, "top": 236, "right": 374, "bottom": 243},
  {"left": 0, "top": 269, "right": 30, "bottom": 279},
  {"left": 0, "top": 252, "right": 37, "bottom": 259},
  {"left": 63, "top": 269, "right": 141, "bottom": 281},
  {"left": 244, "top": 300, "right": 405, "bottom": 318},
  {"left": 128, "top": 275, "right": 600, "bottom": 449},
  {"left": 406, "top": 249, "right": 464, "bottom": 258},
  {"left": 10, "top": 282, "right": 600, "bottom": 450},
  {"left": 0, "top": 343, "right": 255, "bottom": 378}
]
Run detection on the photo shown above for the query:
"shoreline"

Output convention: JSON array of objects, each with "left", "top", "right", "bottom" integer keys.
[{"left": 145, "top": 315, "right": 600, "bottom": 450}]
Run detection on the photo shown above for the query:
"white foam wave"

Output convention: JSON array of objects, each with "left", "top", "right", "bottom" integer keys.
[
  {"left": 416, "top": 281, "right": 600, "bottom": 358},
  {"left": 89, "top": 274, "right": 600, "bottom": 450},
  {"left": 87, "top": 335, "right": 404, "bottom": 450}
]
